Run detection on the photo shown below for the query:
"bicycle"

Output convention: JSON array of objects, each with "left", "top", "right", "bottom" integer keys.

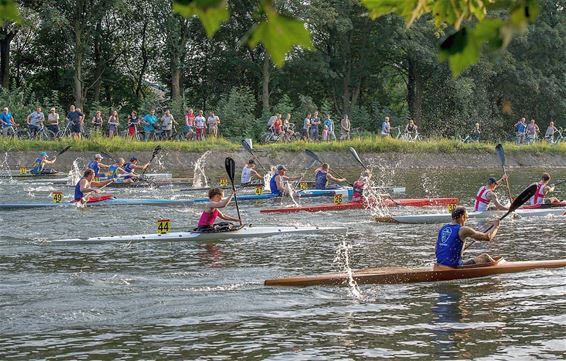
[
  {"left": 546, "top": 128, "right": 564, "bottom": 144},
  {"left": 399, "top": 130, "right": 421, "bottom": 141}
]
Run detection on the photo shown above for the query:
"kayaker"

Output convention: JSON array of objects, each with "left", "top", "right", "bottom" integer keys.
[
  {"left": 87, "top": 154, "right": 109, "bottom": 178},
  {"left": 75, "top": 169, "right": 113, "bottom": 202},
  {"left": 530, "top": 173, "right": 559, "bottom": 205},
  {"left": 313, "top": 163, "right": 347, "bottom": 189},
  {"left": 197, "top": 188, "right": 240, "bottom": 230},
  {"left": 108, "top": 158, "right": 139, "bottom": 183},
  {"left": 352, "top": 170, "right": 393, "bottom": 204},
  {"left": 123, "top": 157, "right": 149, "bottom": 180},
  {"left": 473, "top": 176, "right": 509, "bottom": 212},
  {"left": 29, "top": 151, "right": 57, "bottom": 175},
  {"left": 270, "top": 165, "right": 300, "bottom": 196},
  {"left": 435, "top": 206, "right": 500, "bottom": 268},
  {"left": 240, "top": 159, "right": 263, "bottom": 185}
]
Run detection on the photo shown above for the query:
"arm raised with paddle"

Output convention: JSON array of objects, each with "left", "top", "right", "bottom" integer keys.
[
  {"left": 495, "top": 144, "right": 513, "bottom": 202},
  {"left": 305, "top": 149, "right": 351, "bottom": 187},
  {"left": 349, "top": 147, "right": 399, "bottom": 206},
  {"left": 225, "top": 157, "right": 243, "bottom": 226}
]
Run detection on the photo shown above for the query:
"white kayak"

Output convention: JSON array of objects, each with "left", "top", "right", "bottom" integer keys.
[
  {"left": 47, "top": 225, "right": 347, "bottom": 245},
  {"left": 376, "top": 208, "right": 566, "bottom": 224}
]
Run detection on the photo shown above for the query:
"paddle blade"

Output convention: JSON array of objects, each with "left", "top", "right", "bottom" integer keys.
[
  {"left": 225, "top": 157, "right": 236, "bottom": 184},
  {"left": 100, "top": 152, "right": 115, "bottom": 162},
  {"left": 508, "top": 183, "right": 537, "bottom": 213},
  {"left": 57, "top": 145, "right": 72, "bottom": 156},
  {"left": 304, "top": 149, "right": 322, "bottom": 164},
  {"left": 153, "top": 145, "right": 162, "bottom": 157},
  {"left": 305, "top": 158, "right": 318, "bottom": 169},
  {"left": 241, "top": 139, "right": 253, "bottom": 153},
  {"left": 495, "top": 144, "right": 505, "bottom": 167},
  {"left": 349, "top": 147, "right": 367, "bottom": 170}
]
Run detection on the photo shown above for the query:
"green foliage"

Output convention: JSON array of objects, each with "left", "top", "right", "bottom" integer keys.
[
  {"left": 0, "top": 88, "right": 37, "bottom": 127},
  {"left": 0, "top": 0, "right": 19, "bottom": 25},
  {"left": 272, "top": 94, "right": 294, "bottom": 115},
  {"left": 173, "top": 0, "right": 229, "bottom": 37},
  {"left": 215, "top": 86, "right": 256, "bottom": 138}
]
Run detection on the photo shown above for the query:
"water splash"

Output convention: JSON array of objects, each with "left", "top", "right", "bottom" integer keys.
[
  {"left": 334, "top": 240, "right": 364, "bottom": 301},
  {"left": 420, "top": 172, "right": 439, "bottom": 198},
  {"left": 68, "top": 158, "right": 85, "bottom": 185},
  {"left": 192, "top": 151, "right": 211, "bottom": 188},
  {"left": 0, "top": 152, "right": 13, "bottom": 183}
]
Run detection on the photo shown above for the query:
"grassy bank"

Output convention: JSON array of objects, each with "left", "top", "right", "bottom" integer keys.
[{"left": 0, "top": 135, "right": 565, "bottom": 154}]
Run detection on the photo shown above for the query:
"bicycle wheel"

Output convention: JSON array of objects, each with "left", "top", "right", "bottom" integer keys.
[
  {"left": 259, "top": 132, "right": 272, "bottom": 144},
  {"left": 16, "top": 129, "right": 30, "bottom": 139}
]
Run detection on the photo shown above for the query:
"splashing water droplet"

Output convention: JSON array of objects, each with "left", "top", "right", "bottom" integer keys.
[
  {"left": 192, "top": 151, "right": 211, "bottom": 188},
  {"left": 334, "top": 240, "right": 364, "bottom": 301}
]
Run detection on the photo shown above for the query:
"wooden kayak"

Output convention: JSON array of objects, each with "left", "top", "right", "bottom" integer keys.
[
  {"left": 261, "top": 197, "right": 459, "bottom": 214},
  {"left": 375, "top": 207, "right": 566, "bottom": 224},
  {"left": 264, "top": 258, "right": 566, "bottom": 287}
]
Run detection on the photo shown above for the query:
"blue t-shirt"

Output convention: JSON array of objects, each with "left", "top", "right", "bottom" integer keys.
[
  {"left": 436, "top": 224, "right": 464, "bottom": 267},
  {"left": 323, "top": 119, "right": 333, "bottom": 132},
  {"left": 314, "top": 170, "right": 328, "bottom": 190},
  {"left": 515, "top": 122, "right": 526, "bottom": 133},
  {"left": 74, "top": 178, "right": 85, "bottom": 200},
  {"left": 67, "top": 111, "right": 82, "bottom": 125},
  {"left": 0, "top": 112, "right": 14, "bottom": 128},
  {"left": 270, "top": 174, "right": 281, "bottom": 196},
  {"left": 143, "top": 114, "right": 157, "bottom": 132}
]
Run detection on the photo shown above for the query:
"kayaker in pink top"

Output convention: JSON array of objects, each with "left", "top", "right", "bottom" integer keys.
[{"left": 197, "top": 188, "right": 240, "bottom": 230}]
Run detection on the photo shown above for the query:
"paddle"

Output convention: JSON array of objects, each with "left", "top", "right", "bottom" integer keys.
[
  {"left": 99, "top": 151, "right": 116, "bottom": 163},
  {"left": 495, "top": 144, "right": 513, "bottom": 201},
  {"left": 304, "top": 149, "right": 351, "bottom": 186},
  {"left": 241, "top": 139, "right": 268, "bottom": 173},
  {"left": 56, "top": 145, "right": 72, "bottom": 157},
  {"left": 349, "top": 146, "right": 400, "bottom": 206},
  {"left": 141, "top": 145, "right": 162, "bottom": 177},
  {"left": 225, "top": 157, "right": 243, "bottom": 226},
  {"left": 464, "top": 183, "right": 537, "bottom": 251}
]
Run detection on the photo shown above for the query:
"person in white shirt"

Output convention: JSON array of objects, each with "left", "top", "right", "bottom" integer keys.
[
  {"left": 195, "top": 110, "right": 207, "bottom": 141},
  {"left": 207, "top": 111, "right": 220, "bottom": 138},
  {"left": 160, "top": 109, "right": 178, "bottom": 139},
  {"left": 240, "top": 159, "right": 263, "bottom": 185},
  {"left": 26, "top": 106, "right": 45, "bottom": 139}
]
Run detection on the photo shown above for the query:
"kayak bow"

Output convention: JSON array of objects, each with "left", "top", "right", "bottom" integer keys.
[{"left": 0, "top": 198, "right": 194, "bottom": 210}]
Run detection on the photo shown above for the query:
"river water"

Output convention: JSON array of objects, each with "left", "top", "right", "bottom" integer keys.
[{"left": 0, "top": 167, "right": 565, "bottom": 360}]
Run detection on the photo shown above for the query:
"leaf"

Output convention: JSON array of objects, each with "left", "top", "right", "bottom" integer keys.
[
  {"left": 172, "top": 0, "right": 229, "bottom": 38},
  {"left": 0, "top": 0, "right": 20, "bottom": 26},
  {"left": 248, "top": 10, "right": 313, "bottom": 67}
]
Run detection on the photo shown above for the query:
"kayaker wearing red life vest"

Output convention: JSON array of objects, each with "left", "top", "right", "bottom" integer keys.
[
  {"left": 352, "top": 170, "right": 393, "bottom": 204},
  {"left": 435, "top": 206, "right": 500, "bottom": 268},
  {"left": 197, "top": 188, "right": 240, "bottom": 231},
  {"left": 473, "top": 176, "right": 509, "bottom": 212},
  {"left": 530, "top": 173, "right": 559, "bottom": 205}
]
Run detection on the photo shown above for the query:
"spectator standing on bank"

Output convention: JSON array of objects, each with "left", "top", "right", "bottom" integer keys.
[
  {"left": 184, "top": 108, "right": 195, "bottom": 140},
  {"left": 381, "top": 117, "right": 391, "bottom": 136},
  {"left": 91, "top": 111, "right": 103, "bottom": 135},
  {"left": 323, "top": 114, "right": 336, "bottom": 141},
  {"left": 470, "top": 122, "right": 481, "bottom": 142},
  {"left": 161, "top": 109, "right": 177, "bottom": 139},
  {"left": 143, "top": 109, "right": 158, "bottom": 141},
  {"left": 1, "top": 107, "right": 16, "bottom": 136},
  {"left": 310, "top": 111, "right": 321, "bottom": 140},
  {"left": 26, "top": 106, "right": 45, "bottom": 139},
  {"left": 195, "top": 110, "right": 206, "bottom": 141},
  {"left": 545, "top": 121, "right": 558, "bottom": 143},
  {"left": 514, "top": 117, "right": 527, "bottom": 144},
  {"left": 67, "top": 105, "right": 84, "bottom": 140},
  {"left": 127, "top": 111, "right": 140, "bottom": 138},
  {"left": 47, "top": 108, "right": 60, "bottom": 136},
  {"left": 108, "top": 110, "right": 119, "bottom": 138},
  {"left": 207, "top": 111, "right": 220, "bottom": 138},
  {"left": 340, "top": 114, "right": 351, "bottom": 140},
  {"left": 526, "top": 119, "right": 540, "bottom": 144},
  {"left": 302, "top": 113, "right": 311, "bottom": 141}
]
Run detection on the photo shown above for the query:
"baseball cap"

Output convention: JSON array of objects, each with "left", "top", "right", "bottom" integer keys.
[
  {"left": 276, "top": 164, "right": 287, "bottom": 171},
  {"left": 488, "top": 177, "right": 498, "bottom": 184},
  {"left": 95, "top": 153, "right": 103, "bottom": 160},
  {"left": 40, "top": 151, "right": 48, "bottom": 157}
]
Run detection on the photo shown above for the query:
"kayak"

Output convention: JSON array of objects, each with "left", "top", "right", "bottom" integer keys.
[
  {"left": 18, "top": 173, "right": 176, "bottom": 185},
  {"left": 0, "top": 197, "right": 193, "bottom": 210},
  {"left": 520, "top": 201, "right": 566, "bottom": 209},
  {"left": 264, "top": 258, "right": 566, "bottom": 287},
  {"left": 182, "top": 185, "right": 405, "bottom": 194},
  {"left": 375, "top": 207, "right": 566, "bottom": 224},
  {"left": 261, "top": 197, "right": 459, "bottom": 214},
  {"left": 47, "top": 225, "right": 347, "bottom": 245},
  {"left": 191, "top": 187, "right": 407, "bottom": 203},
  {"left": 0, "top": 170, "right": 64, "bottom": 178}
]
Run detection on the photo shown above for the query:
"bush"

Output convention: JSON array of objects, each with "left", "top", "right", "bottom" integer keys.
[{"left": 216, "top": 86, "right": 256, "bottom": 138}]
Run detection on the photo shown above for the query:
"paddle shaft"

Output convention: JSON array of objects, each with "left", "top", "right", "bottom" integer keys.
[
  {"left": 305, "top": 150, "right": 351, "bottom": 186},
  {"left": 141, "top": 146, "right": 161, "bottom": 176},
  {"left": 225, "top": 158, "right": 242, "bottom": 225},
  {"left": 496, "top": 144, "right": 513, "bottom": 201},
  {"left": 241, "top": 140, "right": 268, "bottom": 173}
]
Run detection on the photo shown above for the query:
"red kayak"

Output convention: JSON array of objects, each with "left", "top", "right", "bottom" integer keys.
[
  {"left": 521, "top": 201, "right": 565, "bottom": 209},
  {"left": 260, "top": 197, "right": 459, "bottom": 214},
  {"left": 72, "top": 195, "right": 114, "bottom": 204}
]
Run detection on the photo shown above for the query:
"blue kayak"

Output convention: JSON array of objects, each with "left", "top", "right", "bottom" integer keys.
[
  {"left": 0, "top": 198, "right": 194, "bottom": 210},
  {"left": 191, "top": 188, "right": 354, "bottom": 203}
]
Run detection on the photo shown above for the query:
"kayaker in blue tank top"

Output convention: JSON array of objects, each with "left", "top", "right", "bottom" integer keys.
[
  {"left": 313, "top": 163, "right": 346, "bottom": 189},
  {"left": 107, "top": 158, "right": 130, "bottom": 181},
  {"left": 123, "top": 156, "right": 148, "bottom": 180},
  {"left": 30, "top": 151, "right": 57, "bottom": 175},
  {"left": 435, "top": 206, "right": 500, "bottom": 268},
  {"left": 270, "top": 164, "right": 300, "bottom": 196},
  {"left": 74, "top": 169, "right": 113, "bottom": 202},
  {"left": 87, "top": 153, "right": 109, "bottom": 178}
]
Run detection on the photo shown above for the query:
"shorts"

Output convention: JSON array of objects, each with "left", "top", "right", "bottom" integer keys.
[
  {"left": 70, "top": 122, "right": 81, "bottom": 133},
  {"left": 128, "top": 127, "right": 136, "bottom": 136}
]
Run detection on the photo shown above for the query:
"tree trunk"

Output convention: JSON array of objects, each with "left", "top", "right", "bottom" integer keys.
[
  {"left": 135, "top": 20, "right": 149, "bottom": 99},
  {"left": 93, "top": 20, "right": 103, "bottom": 103},
  {"left": 171, "top": 59, "right": 181, "bottom": 101},
  {"left": 73, "top": 0, "right": 86, "bottom": 108},
  {"left": 261, "top": 53, "right": 270, "bottom": 113},
  {"left": 0, "top": 28, "right": 16, "bottom": 89}
]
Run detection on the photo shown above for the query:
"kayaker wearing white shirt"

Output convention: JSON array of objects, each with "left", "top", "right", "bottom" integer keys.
[
  {"left": 473, "top": 176, "right": 509, "bottom": 212},
  {"left": 530, "top": 173, "right": 559, "bottom": 205},
  {"left": 240, "top": 159, "right": 263, "bottom": 185}
]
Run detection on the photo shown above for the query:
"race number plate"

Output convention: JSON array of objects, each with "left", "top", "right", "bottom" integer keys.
[
  {"left": 52, "top": 191, "right": 63, "bottom": 203},
  {"left": 19, "top": 167, "right": 28, "bottom": 174},
  {"left": 255, "top": 186, "right": 263, "bottom": 195},
  {"left": 157, "top": 219, "right": 171, "bottom": 234},
  {"left": 334, "top": 194, "right": 343, "bottom": 204},
  {"left": 299, "top": 182, "right": 308, "bottom": 190},
  {"left": 219, "top": 178, "right": 228, "bottom": 187},
  {"left": 447, "top": 204, "right": 457, "bottom": 213}
]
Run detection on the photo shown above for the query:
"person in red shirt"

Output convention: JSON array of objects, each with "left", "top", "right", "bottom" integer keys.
[{"left": 272, "top": 114, "right": 282, "bottom": 135}]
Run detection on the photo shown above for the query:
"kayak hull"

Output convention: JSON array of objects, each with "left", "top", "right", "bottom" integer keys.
[
  {"left": 376, "top": 208, "right": 566, "bottom": 224},
  {"left": 48, "top": 225, "right": 347, "bottom": 245},
  {"left": 261, "top": 198, "right": 459, "bottom": 214},
  {"left": 264, "top": 259, "right": 566, "bottom": 287},
  {"left": 0, "top": 198, "right": 193, "bottom": 210}
]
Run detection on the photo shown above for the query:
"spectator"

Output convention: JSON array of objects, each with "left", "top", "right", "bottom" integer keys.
[
  {"left": 340, "top": 114, "right": 351, "bottom": 140},
  {"left": 195, "top": 110, "right": 206, "bottom": 141},
  {"left": 514, "top": 117, "right": 527, "bottom": 144},
  {"left": 404, "top": 119, "right": 418, "bottom": 139},
  {"left": 47, "top": 107, "right": 60, "bottom": 136},
  {"left": 207, "top": 111, "right": 220, "bottom": 138},
  {"left": 526, "top": 119, "right": 540, "bottom": 144},
  {"left": 323, "top": 114, "right": 336, "bottom": 141},
  {"left": 184, "top": 108, "right": 195, "bottom": 140},
  {"left": 143, "top": 109, "right": 158, "bottom": 141},
  {"left": 381, "top": 117, "right": 391, "bottom": 136},
  {"left": 66, "top": 105, "right": 84, "bottom": 140},
  {"left": 108, "top": 110, "right": 119, "bottom": 138},
  {"left": 26, "top": 106, "right": 45, "bottom": 139},
  {"left": 127, "top": 111, "right": 140, "bottom": 138},
  {"left": 470, "top": 122, "right": 481, "bottom": 142},
  {"left": 310, "top": 111, "right": 321, "bottom": 140},
  {"left": 161, "top": 109, "right": 178, "bottom": 139},
  {"left": 282, "top": 113, "right": 294, "bottom": 141},
  {"left": 1, "top": 107, "right": 16, "bottom": 136},
  {"left": 545, "top": 121, "right": 558, "bottom": 143},
  {"left": 302, "top": 112, "right": 311, "bottom": 141},
  {"left": 322, "top": 125, "right": 329, "bottom": 141},
  {"left": 272, "top": 113, "right": 282, "bottom": 135},
  {"left": 92, "top": 111, "right": 103, "bottom": 135},
  {"left": 267, "top": 113, "right": 277, "bottom": 130}
]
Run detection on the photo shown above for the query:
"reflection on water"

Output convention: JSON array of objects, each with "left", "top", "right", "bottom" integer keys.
[{"left": 0, "top": 167, "right": 564, "bottom": 359}]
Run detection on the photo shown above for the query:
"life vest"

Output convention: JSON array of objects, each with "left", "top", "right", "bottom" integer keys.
[
  {"left": 108, "top": 164, "right": 119, "bottom": 179},
  {"left": 241, "top": 166, "right": 252, "bottom": 184},
  {"left": 474, "top": 186, "right": 491, "bottom": 212},
  {"left": 530, "top": 182, "right": 546, "bottom": 205},
  {"left": 74, "top": 178, "right": 85, "bottom": 201},
  {"left": 30, "top": 157, "right": 44, "bottom": 175},
  {"left": 314, "top": 170, "right": 328, "bottom": 190},
  {"left": 198, "top": 208, "right": 219, "bottom": 227},
  {"left": 435, "top": 223, "right": 464, "bottom": 267}
]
